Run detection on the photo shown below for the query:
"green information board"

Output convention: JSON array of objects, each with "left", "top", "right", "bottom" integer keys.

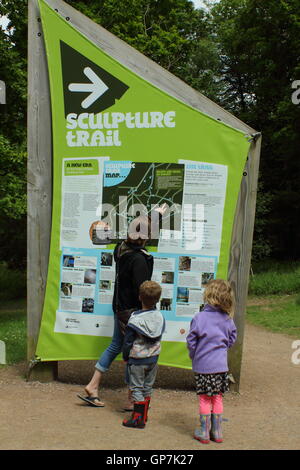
[{"left": 35, "top": 0, "right": 250, "bottom": 368}]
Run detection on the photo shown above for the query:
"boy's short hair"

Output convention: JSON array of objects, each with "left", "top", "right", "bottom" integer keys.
[{"left": 139, "top": 281, "right": 162, "bottom": 308}]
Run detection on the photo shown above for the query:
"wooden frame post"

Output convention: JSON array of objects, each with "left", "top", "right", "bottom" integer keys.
[
  {"left": 228, "top": 135, "right": 261, "bottom": 391},
  {"left": 27, "top": 0, "right": 57, "bottom": 381}
]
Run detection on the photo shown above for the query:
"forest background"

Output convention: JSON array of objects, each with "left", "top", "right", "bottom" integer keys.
[{"left": 0, "top": 0, "right": 299, "bottom": 277}]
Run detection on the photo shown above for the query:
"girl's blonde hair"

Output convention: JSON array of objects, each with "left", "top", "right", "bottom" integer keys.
[{"left": 203, "top": 279, "right": 235, "bottom": 318}]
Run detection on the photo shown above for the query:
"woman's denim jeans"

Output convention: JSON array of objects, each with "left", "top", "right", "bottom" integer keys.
[{"left": 95, "top": 315, "right": 124, "bottom": 373}]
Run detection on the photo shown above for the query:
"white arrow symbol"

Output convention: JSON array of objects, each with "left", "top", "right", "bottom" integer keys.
[{"left": 68, "top": 67, "right": 109, "bottom": 109}]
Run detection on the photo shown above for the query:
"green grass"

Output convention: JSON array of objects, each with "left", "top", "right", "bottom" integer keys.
[
  {"left": 247, "top": 294, "right": 300, "bottom": 337},
  {"left": 248, "top": 261, "right": 300, "bottom": 336},
  {"left": 248, "top": 260, "right": 300, "bottom": 296},
  {"left": 0, "top": 298, "right": 27, "bottom": 365}
]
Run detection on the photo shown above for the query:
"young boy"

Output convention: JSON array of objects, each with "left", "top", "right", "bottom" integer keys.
[{"left": 122, "top": 280, "right": 165, "bottom": 429}]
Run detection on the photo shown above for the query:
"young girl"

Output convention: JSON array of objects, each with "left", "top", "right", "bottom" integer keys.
[{"left": 186, "top": 279, "right": 237, "bottom": 444}]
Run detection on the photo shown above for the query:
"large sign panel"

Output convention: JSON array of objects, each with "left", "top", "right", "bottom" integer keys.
[{"left": 36, "top": 0, "right": 250, "bottom": 367}]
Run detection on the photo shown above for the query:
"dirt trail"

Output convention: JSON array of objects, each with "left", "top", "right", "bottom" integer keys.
[{"left": 0, "top": 323, "right": 299, "bottom": 450}]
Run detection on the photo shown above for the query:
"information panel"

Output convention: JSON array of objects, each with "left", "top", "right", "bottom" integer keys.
[{"left": 36, "top": 0, "right": 250, "bottom": 367}]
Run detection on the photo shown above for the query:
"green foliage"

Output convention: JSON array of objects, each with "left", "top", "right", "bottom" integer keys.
[
  {"left": 0, "top": 262, "right": 26, "bottom": 300},
  {"left": 251, "top": 180, "right": 273, "bottom": 259},
  {"left": 210, "top": 0, "right": 300, "bottom": 259},
  {"left": 249, "top": 260, "right": 300, "bottom": 295},
  {"left": 65, "top": 0, "right": 211, "bottom": 86},
  {"left": 0, "top": 135, "right": 26, "bottom": 217},
  {"left": 0, "top": 1, "right": 28, "bottom": 268},
  {"left": 0, "top": 135, "right": 27, "bottom": 268},
  {"left": 0, "top": 2, "right": 27, "bottom": 143},
  {"left": 249, "top": 271, "right": 300, "bottom": 296}
]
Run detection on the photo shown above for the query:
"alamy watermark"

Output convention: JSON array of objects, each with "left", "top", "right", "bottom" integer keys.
[
  {"left": 92, "top": 200, "right": 206, "bottom": 249},
  {"left": 291, "top": 80, "right": 300, "bottom": 105},
  {"left": 0, "top": 80, "right": 6, "bottom": 105},
  {"left": 291, "top": 340, "right": 300, "bottom": 365},
  {"left": 0, "top": 340, "right": 6, "bottom": 364}
]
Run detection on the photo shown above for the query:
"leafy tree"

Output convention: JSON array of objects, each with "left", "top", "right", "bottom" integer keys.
[
  {"left": 210, "top": 0, "right": 300, "bottom": 259},
  {"left": 65, "top": 0, "right": 212, "bottom": 87},
  {"left": 0, "top": 1, "right": 27, "bottom": 268},
  {"left": 0, "top": 1, "right": 27, "bottom": 143}
]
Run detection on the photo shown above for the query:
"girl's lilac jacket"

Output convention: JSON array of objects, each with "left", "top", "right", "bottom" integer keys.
[{"left": 186, "top": 304, "right": 237, "bottom": 374}]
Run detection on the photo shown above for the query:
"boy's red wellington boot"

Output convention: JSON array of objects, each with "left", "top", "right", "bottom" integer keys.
[
  {"left": 144, "top": 396, "right": 151, "bottom": 422},
  {"left": 122, "top": 401, "right": 146, "bottom": 429}
]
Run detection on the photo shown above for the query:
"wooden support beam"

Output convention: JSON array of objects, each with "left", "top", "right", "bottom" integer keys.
[
  {"left": 27, "top": 0, "right": 57, "bottom": 381},
  {"left": 228, "top": 135, "right": 262, "bottom": 391}
]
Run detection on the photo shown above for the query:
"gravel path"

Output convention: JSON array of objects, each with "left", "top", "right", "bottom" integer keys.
[{"left": 0, "top": 323, "right": 299, "bottom": 450}]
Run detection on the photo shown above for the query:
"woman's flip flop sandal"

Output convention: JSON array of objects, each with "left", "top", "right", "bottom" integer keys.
[{"left": 77, "top": 394, "right": 105, "bottom": 407}]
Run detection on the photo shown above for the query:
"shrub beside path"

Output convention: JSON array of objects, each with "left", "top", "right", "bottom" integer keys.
[{"left": 0, "top": 322, "right": 299, "bottom": 450}]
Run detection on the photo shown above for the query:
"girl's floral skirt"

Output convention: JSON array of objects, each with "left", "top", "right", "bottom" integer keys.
[{"left": 194, "top": 372, "right": 230, "bottom": 396}]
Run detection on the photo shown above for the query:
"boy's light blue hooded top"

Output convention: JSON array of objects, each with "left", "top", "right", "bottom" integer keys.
[{"left": 123, "top": 309, "right": 165, "bottom": 365}]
